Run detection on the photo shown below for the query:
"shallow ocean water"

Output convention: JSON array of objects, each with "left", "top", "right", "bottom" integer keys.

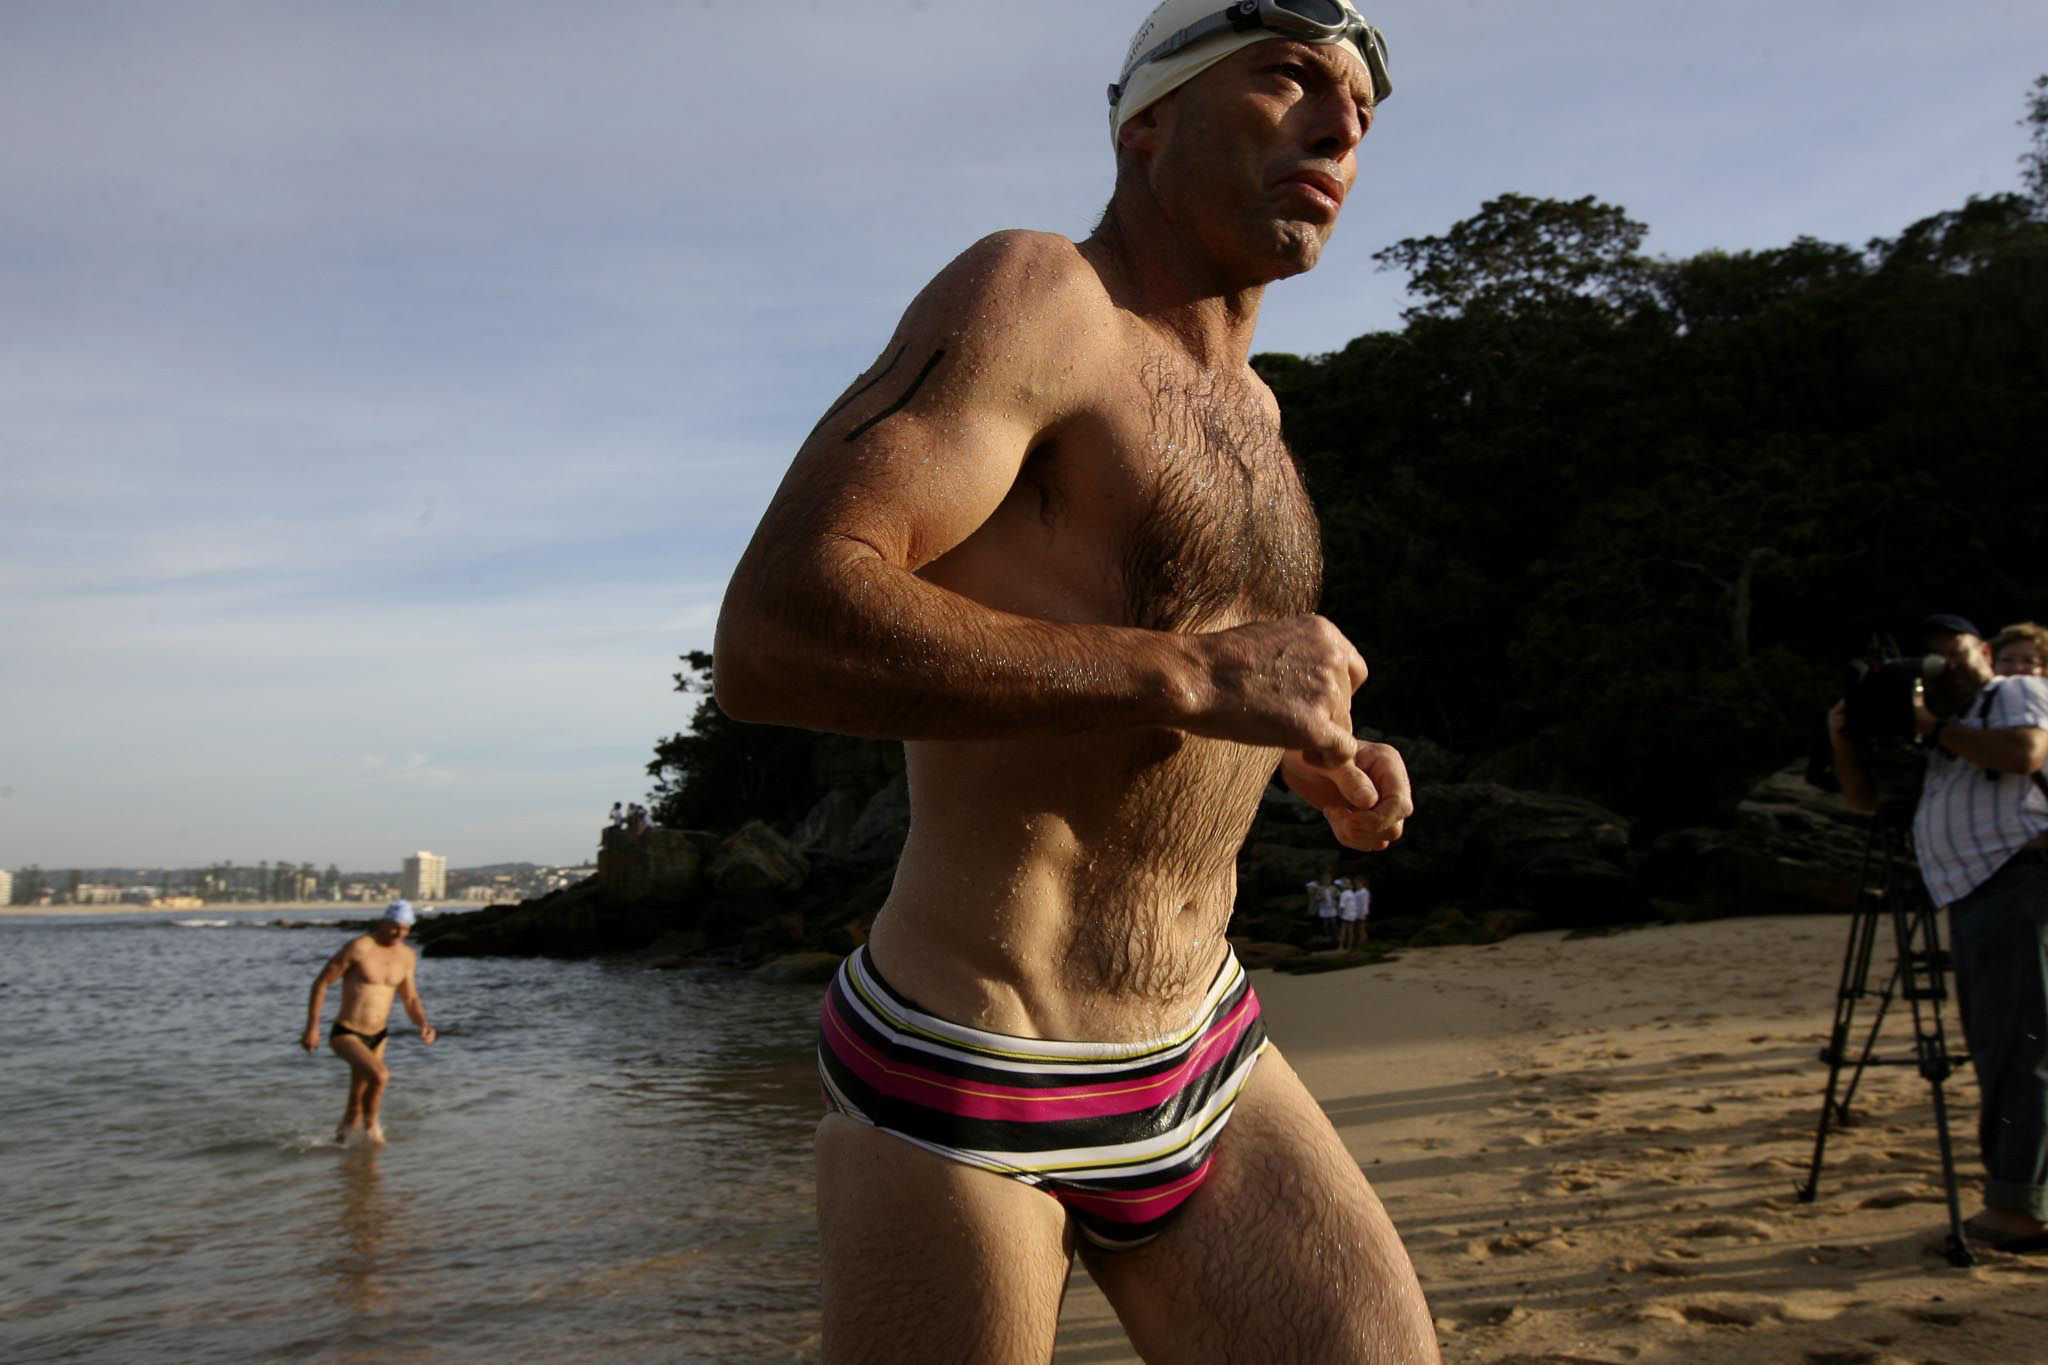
[{"left": 0, "top": 911, "right": 825, "bottom": 1363}]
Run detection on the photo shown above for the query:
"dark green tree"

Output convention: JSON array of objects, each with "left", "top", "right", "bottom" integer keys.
[
  {"left": 2022, "top": 74, "right": 2047, "bottom": 210},
  {"left": 1373, "top": 192, "right": 1651, "bottom": 319},
  {"left": 646, "top": 652, "right": 824, "bottom": 831},
  {"left": 1269, "top": 181, "right": 2048, "bottom": 827},
  {"left": 13, "top": 865, "right": 46, "bottom": 905}
]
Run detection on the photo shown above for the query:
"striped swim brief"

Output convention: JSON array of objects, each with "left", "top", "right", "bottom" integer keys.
[{"left": 817, "top": 943, "right": 1269, "bottom": 1249}]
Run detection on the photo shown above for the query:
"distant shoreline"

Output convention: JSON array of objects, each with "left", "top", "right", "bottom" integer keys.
[{"left": 0, "top": 901, "right": 481, "bottom": 918}]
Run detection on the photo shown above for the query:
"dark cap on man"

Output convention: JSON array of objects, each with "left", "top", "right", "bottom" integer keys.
[{"left": 1918, "top": 612, "right": 1982, "bottom": 645}]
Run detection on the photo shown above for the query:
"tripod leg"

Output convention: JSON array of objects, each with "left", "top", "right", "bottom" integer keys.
[
  {"left": 1900, "top": 901, "right": 1976, "bottom": 1268},
  {"left": 1802, "top": 902, "right": 1883, "bottom": 1201}
]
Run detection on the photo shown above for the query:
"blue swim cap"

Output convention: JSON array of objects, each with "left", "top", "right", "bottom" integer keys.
[{"left": 383, "top": 900, "right": 416, "bottom": 927}]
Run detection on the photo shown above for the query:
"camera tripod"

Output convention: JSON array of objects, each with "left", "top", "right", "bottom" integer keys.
[{"left": 1797, "top": 805, "right": 1976, "bottom": 1268}]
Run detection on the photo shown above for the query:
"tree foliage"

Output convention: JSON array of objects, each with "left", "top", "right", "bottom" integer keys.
[
  {"left": 2023, "top": 74, "right": 2048, "bottom": 210},
  {"left": 1373, "top": 193, "right": 1650, "bottom": 319},
  {"left": 1270, "top": 186, "right": 2048, "bottom": 828},
  {"left": 646, "top": 652, "right": 824, "bottom": 830}
]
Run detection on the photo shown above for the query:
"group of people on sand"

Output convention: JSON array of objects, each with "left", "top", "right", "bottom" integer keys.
[
  {"left": 607, "top": 801, "right": 652, "bottom": 835},
  {"left": 1308, "top": 871, "right": 1372, "bottom": 950}
]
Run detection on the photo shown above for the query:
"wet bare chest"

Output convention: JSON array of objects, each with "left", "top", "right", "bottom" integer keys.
[{"left": 1096, "top": 361, "right": 1323, "bottom": 631}]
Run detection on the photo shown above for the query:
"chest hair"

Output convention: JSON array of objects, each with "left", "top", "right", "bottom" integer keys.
[{"left": 1118, "top": 360, "right": 1323, "bottom": 632}]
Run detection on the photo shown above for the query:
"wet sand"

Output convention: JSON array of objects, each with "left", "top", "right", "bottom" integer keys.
[{"left": 1053, "top": 916, "right": 2048, "bottom": 1364}]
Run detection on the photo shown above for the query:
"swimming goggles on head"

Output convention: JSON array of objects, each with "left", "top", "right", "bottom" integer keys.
[{"left": 1109, "top": 0, "right": 1393, "bottom": 110}]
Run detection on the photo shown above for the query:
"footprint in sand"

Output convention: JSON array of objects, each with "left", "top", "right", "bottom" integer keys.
[
  {"left": 1466, "top": 1229, "right": 1572, "bottom": 1260},
  {"left": 1676, "top": 1216, "right": 1780, "bottom": 1242},
  {"left": 1675, "top": 1299, "right": 1781, "bottom": 1327},
  {"left": 1854, "top": 1186, "right": 1946, "bottom": 1210},
  {"left": 1630, "top": 1248, "right": 1705, "bottom": 1277}
]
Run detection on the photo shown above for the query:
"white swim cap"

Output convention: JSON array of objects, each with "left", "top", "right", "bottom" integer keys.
[
  {"left": 1109, "top": 0, "right": 1388, "bottom": 142},
  {"left": 383, "top": 900, "right": 416, "bottom": 927}
]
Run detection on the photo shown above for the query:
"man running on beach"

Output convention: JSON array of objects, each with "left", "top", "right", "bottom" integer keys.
[
  {"left": 714, "top": 1, "right": 1436, "bottom": 1358},
  {"left": 302, "top": 900, "right": 437, "bottom": 1145}
]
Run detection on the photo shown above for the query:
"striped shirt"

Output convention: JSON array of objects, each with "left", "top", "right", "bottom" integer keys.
[{"left": 1913, "top": 675, "right": 2048, "bottom": 906}]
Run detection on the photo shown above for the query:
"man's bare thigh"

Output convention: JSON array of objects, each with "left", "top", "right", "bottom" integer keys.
[
  {"left": 1079, "top": 1046, "right": 1439, "bottom": 1363},
  {"left": 328, "top": 1032, "right": 387, "bottom": 1079},
  {"left": 815, "top": 1113, "right": 1075, "bottom": 1365}
]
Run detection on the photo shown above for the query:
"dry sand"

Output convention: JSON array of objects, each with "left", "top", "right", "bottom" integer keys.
[{"left": 1052, "top": 915, "right": 2048, "bottom": 1364}]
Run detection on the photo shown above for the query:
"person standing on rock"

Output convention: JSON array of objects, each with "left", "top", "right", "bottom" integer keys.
[
  {"left": 302, "top": 900, "right": 437, "bottom": 1145},
  {"left": 713, "top": 2, "right": 1435, "bottom": 1359}
]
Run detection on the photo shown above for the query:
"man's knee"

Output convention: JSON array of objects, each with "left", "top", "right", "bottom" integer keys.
[{"left": 344, "top": 1054, "right": 390, "bottom": 1088}]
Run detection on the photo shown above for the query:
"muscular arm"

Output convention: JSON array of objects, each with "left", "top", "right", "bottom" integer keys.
[
  {"left": 1925, "top": 719, "right": 2048, "bottom": 775},
  {"left": 713, "top": 232, "right": 1363, "bottom": 769},
  {"left": 399, "top": 954, "right": 436, "bottom": 1045},
  {"left": 302, "top": 946, "right": 351, "bottom": 1051}
]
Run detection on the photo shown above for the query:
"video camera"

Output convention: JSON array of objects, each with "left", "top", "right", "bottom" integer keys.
[
  {"left": 1840, "top": 648, "right": 1945, "bottom": 746},
  {"left": 1824, "top": 645, "right": 1946, "bottom": 812}
]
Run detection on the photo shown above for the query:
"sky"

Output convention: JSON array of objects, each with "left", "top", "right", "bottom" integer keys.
[{"left": 4, "top": 0, "right": 2044, "bottom": 873}]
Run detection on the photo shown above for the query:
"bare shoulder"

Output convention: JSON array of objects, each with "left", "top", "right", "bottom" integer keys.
[
  {"left": 926, "top": 230, "right": 1110, "bottom": 314},
  {"left": 901, "top": 230, "right": 1121, "bottom": 368}
]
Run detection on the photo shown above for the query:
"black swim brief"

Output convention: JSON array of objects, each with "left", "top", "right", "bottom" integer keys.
[{"left": 330, "top": 1021, "right": 390, "bottom": 1049}]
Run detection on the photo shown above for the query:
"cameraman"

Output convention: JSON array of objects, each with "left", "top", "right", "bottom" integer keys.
[{"left": 1828, "top": 613, "right": 2048, "bottom": 1252}]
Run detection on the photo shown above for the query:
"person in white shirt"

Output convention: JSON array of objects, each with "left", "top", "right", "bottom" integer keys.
[
  {"left": 1338, "top": 875, "right": 1370, "bottom": 951},
  {"left": 1829, "top": 612, "right": 2048, "bottom": 1253},
  {"left": 1307, "top": 872, "right": 1340, "bottom": 944}
]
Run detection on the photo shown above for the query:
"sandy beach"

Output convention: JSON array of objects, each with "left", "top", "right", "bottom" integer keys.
[{"left": 1052, "top": 915, "right": 2048, "bottom": 1364}]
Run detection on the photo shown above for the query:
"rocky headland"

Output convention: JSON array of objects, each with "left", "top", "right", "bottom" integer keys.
[{"left": 410, "top": 734, "right": 1877, "bottom": 977}]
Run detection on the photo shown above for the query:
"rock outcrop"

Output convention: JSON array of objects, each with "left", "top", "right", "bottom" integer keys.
[{"left": 420, "top": 746, "right": 1879, "bottom": 966}]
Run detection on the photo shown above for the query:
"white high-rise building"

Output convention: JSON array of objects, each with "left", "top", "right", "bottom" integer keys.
[
  {"left": 0, "top": 869, "right": 12, "bottom": 906},
  {"left": 401, "top": 851, "right": 447, "bottom": 901}
]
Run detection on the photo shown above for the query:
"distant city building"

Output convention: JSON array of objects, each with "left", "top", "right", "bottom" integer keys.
[
  {"left": 402, "top": 852, "right": 447, "bottom": 901},
  {"left": 74, "top": 883, "right": 123, "bottom": 905},
  {"left": 0, "top": 870, "right": 12, "bottom": 905}
]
